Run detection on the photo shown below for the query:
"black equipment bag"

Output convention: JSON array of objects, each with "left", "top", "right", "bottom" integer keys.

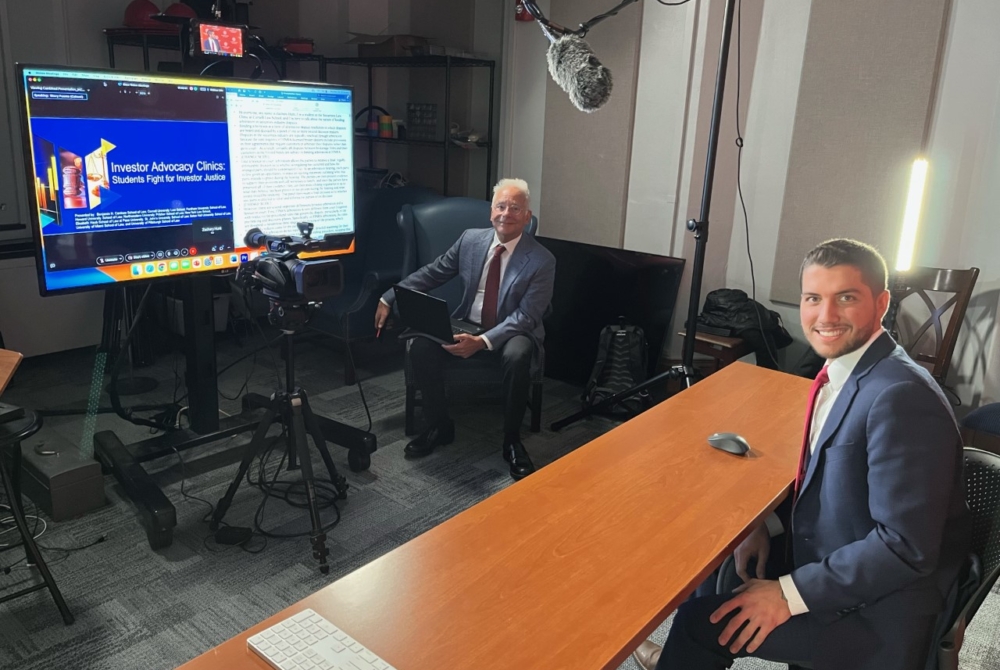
[
  {"left": 696, "top": 288, "right": 793, "bottom": 369},
  {"left": 582, "top": 321, "right": 652, "bottom": 419}
]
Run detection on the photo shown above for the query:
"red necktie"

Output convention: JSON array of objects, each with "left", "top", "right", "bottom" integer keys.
[
  {"left": 481, "top": 245, "right": 506, "bottom": 329},
  {"left": 793, "top": 366, "right": 830, "bottom": 500}
]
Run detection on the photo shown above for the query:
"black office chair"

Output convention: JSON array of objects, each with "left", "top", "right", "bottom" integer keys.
[
  {"left": 713, "top": 446, "right": 1000, "bottom": 669},
  {"left": 395, "top": 198, "right": 544, "bottom": 435},
  {"left": 961, "top": 402, "right": 1000, "bottom": 454},
  {"left": 936, "top": 447, "right": 1000, "bottom": 669},
  {"left": 0, "top": 411, "right": 74, "bottom": 624}
]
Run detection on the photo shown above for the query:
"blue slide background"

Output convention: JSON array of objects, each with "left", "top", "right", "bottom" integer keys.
[{"left": 30, "top": 118, "right": 233, "bottom": 236}]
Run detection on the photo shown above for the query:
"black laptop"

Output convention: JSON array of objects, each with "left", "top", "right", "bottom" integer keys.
[{"left": 393, "top": 285, "right": 484, "bottom": 344}]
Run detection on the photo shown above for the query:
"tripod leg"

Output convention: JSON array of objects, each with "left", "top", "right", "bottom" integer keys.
[
  {"left": 289, "top": 394, "right": 330, "bottom": 574},
  {"left": 283, "top": 403, "right": 299, "bottom": 471},
  {"left": 210, "top": 404, "right": 277, "bottom": 531},
  {"left": 300, "top": 394, "right": 348, "bottom": 500}
]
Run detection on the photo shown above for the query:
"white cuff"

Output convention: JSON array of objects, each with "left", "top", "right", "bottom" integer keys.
[
  {"left": 764, "top": 513, "right": 784, "bottom": 538},
  {"left": 481, "top": 334, "right": 493, "bottom": 351},
  {"left": 379, "top": 298, "right": 390, "bottom": 307},
  {"left": 778, "top": 574, "right": 809, "bottom": 615}
]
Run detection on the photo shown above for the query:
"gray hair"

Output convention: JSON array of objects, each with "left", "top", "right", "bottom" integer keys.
[{"left": 493, "top": 178, "right": 530, "bottom": 206}]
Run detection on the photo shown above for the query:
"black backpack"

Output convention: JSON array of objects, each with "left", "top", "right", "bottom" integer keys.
[{"left": 582, "top": 321, "right": 652, "bottom": 419}]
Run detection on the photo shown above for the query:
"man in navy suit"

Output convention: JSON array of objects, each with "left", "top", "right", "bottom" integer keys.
[
  {"left": 632, "top": 239, "right": 970, "bottom": 669},
  {"left": 202, "top": 33, "right": 222, "bottom": 54},
  {"left": 375, "top": 179, "right": 556, "bottom": 480}
]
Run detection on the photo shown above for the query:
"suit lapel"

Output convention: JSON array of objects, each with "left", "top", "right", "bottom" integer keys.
[{"left": 799, "top": 332, "right": 897, "bottom": 497}]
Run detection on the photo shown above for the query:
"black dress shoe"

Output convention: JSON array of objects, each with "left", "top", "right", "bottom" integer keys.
[
  {"left": 502, "top": 437, "right": 535, "bottom": 480},
  {"left": 404, "top": 419, "right": 455, "bottom": 458}
]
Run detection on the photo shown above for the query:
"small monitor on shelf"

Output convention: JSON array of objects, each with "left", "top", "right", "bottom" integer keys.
[{"left": 193, "top": 21, "right": 245, "bottom": 59}]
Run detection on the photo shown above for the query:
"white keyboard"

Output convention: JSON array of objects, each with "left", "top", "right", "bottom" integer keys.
[{"left": 248, "top": 608, "right": 397, "bottom": 670}]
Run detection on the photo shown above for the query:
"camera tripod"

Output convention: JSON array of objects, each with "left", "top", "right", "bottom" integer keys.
[{"left": 210, "top": 308, "right": 349, "bottom": 574}]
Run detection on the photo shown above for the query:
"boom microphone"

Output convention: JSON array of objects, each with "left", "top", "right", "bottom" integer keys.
[{"left": 546, "top": 35, "right": 613, "bottom": 113}]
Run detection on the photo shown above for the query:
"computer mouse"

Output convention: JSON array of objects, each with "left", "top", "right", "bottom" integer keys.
[{"left": 707, "top": 432, "right": 751, "bottom": 456}]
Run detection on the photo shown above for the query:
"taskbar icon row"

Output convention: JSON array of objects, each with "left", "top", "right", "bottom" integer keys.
[{"left": 129, "top": 252, "right": 254, "bottom": 277}]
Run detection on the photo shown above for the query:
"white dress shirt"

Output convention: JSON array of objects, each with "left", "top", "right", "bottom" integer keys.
[
  {"left": 776, "top": 328, "right": 885, "bottom": 615},
  {"left": 467, "top": 233, "right": 522, "bottom": 350}
]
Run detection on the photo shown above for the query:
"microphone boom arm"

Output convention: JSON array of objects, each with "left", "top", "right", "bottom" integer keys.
[{"left": 521, "top": 0, "right": 640, "bottom": 39}]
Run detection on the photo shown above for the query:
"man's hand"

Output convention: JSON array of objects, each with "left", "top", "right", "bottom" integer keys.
[
  {"left": 710, "top": 579, "right": 791, "bottom": 654},
  {"left": 442, "top": 333, "right": 486, "bottom": 358},
  {"left": 375, "top": 301, "right": 391, "bottom": 331},
  {"left": 733, "top": 524, "right": 770, "bottom": 584}
]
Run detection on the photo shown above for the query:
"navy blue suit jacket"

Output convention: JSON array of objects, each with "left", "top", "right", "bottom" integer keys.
[{"left": 786, "top": 332, "right": 970, "bottom": 635}]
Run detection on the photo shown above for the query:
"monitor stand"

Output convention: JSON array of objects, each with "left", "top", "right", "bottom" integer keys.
[
  {"left": 101, "top": 286, "right": 160, "bottom": 397},
  {"left": 94, "top": 275, "right": 377, "bottom": 549}
]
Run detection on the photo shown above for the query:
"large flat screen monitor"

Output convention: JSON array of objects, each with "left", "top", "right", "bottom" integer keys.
[{"left": 17, "top": 64, "right": 355, "bottom": 296}]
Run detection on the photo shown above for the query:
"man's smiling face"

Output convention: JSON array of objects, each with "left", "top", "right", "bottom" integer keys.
[{"left": 800, "top": 263, "right": 889, "bottom": 359}]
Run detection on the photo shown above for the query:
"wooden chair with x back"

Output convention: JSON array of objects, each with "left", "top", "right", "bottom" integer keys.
[{"left": 883, "top": 266, "right": 980, "bottom": 387}]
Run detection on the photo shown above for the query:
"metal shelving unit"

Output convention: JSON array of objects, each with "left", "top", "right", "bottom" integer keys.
[{"left": 326, "top": 55, "right": 496, "bottom": 197}]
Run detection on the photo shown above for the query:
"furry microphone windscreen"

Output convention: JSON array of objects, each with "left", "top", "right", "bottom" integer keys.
[{"left": 546, "top": 35, "right": 613, "bottom": 113}]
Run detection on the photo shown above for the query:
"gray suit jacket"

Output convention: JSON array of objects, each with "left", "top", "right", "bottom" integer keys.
[
  {"left": 785, "top": 332, "right": 970, "bottom": 661},
  {"left": 382, "top": 228, "right": 556, "bottom": 353}
]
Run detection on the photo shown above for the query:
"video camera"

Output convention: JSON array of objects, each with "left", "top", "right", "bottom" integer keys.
[{"left": 237, "top": 222, "right": 348, "bottom": 330}]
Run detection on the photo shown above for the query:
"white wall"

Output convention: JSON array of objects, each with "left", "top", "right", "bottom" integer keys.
[
  {"left": 498, "top": 0, "right": 549, "bottom": 222},
  {"left": 918, "top": 0, "right": 1000, "bottom": 407},
  {"left": 622, "top": 1, "right": 698, "bottom": 258},
  {"left": 721, "top": 0, "right": 1000, "bottom": 408},
  {"left": 723, "top": 0, "right": 814, "bottom": 358}
]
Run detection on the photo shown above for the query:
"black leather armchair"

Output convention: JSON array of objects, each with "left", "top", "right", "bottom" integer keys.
[
  {"left": 311, "top": 186, "right": 443, "bottom": 384},
  {"left": 394, "top": 198, "right": 544, "bottom": 435}
]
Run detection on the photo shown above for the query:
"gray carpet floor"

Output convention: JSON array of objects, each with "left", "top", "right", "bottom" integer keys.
[{"left": 0, "top": 335, "right": 997, "bottom": 670}]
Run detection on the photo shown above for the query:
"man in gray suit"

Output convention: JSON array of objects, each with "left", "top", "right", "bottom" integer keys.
[
  {"left": 375, "top": 179, "right": 556, "bottom": 480},
  {"left": 632, "top": 239, "right": 970, "bottom": 669}
]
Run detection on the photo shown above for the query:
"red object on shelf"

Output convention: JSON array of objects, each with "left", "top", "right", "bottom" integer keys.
[
  {"left": 515, "top": 0, "right": 536, "bottom": 22},
  {"left": 165, "top": 2, "right": 197, "bottom": 19},
  {"left": 123, "top": 0, "right": 162, "bottom": 29},
  {"left": 280, "top": 38, "right": 315, "bottom": 55}
]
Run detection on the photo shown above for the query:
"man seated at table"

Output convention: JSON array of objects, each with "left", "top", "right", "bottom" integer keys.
[
  {"left": 632, "top": 239, "right": 971, "bottom": 670},
  {"left": 374, "top": 178, "right": 556, "bottom": 481}
]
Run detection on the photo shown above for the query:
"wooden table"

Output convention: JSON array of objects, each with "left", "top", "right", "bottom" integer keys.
[
  {"left": 0, "top": 349, "right": 22, "bottom": 395},
  {"left": 180, "top": 363, "right": 810, "bottom": 670}
]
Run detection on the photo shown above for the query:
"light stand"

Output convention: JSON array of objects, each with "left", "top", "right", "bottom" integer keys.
[{"left": 551, "top": 0, "right": 738, "bottom": 431}]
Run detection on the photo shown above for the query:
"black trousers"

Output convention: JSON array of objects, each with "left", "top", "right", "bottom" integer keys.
[
  {"left": 409, "top": 335, "right": 533, "bottom": 437},
  {"left": 657, "top": 541, "right": 937, "bottom": 670}
]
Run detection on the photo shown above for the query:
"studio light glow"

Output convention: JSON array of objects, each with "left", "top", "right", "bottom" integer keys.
[{"left": 896, "top": 158, "right": 929, "bottom": 272}]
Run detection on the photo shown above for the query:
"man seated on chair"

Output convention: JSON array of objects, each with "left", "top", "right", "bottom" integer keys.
[
  {"left": 374, "top": 178, "right": 556, "bottom": 481},
  {"left": 631, "top": 239, "right": 970, "bottom": 670}
]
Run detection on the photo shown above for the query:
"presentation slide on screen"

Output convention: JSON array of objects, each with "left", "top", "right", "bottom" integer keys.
[{"left": 30, "top": 117, "right": 234, "bottom": 236}]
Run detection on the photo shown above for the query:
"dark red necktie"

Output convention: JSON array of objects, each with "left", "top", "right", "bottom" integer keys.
[
  {"left": 481, "top": 245, "right": 506, "bottom": 329},
  {"left": 793, "top": 366, "right": 830, "bottom": 500}
]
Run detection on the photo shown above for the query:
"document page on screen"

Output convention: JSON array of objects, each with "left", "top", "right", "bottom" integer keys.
[{"left": 227, "top": 89, "right": 354, "bottom": 243}]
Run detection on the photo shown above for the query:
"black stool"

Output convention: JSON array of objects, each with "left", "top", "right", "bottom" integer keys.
[{"left": 0, "top": 410, "right": 73, "bottom": 624}]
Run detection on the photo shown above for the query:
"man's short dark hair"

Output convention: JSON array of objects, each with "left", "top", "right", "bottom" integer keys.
[{"left": 799, "top": 239, "right": 888, "bottom": 295}]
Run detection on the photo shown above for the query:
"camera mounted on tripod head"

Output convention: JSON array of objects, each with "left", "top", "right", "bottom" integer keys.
[{"left": 236, "top": 222, "right": 346, "bottom": 331}]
